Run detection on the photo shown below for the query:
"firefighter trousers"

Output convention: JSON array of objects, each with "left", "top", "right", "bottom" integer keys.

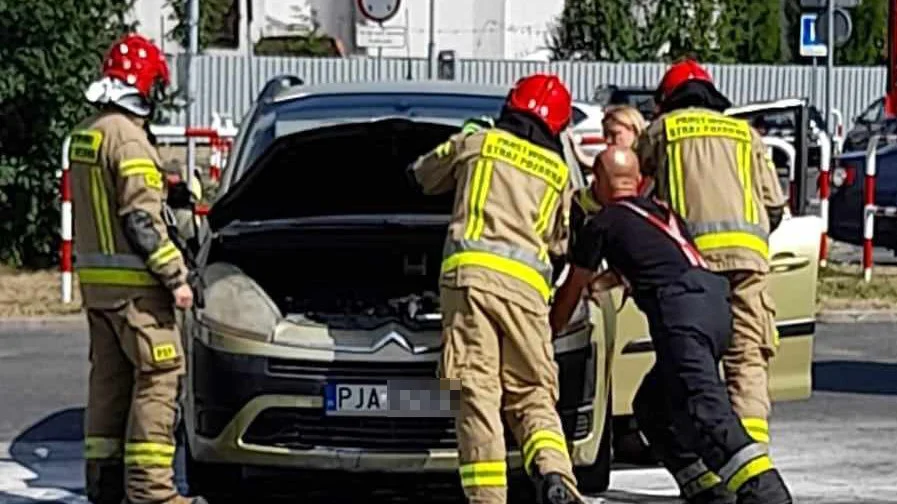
[
  {"left": 83, "top": 296, "right": 186, "bottom": 504},
  {"left": 439, "top": 286, "right": 580, "bottom": 504},
  {"left": 632, "top": 269, "right": 778, "bottom": 499},
  {"left": 721, "top": 270, "right": 779, "bottom": 445}
]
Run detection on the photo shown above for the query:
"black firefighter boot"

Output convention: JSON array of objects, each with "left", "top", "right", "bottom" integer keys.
[
  {"left": 86, "top": 460, "right": 125, "bottom": 504},
  {"left": 735, "top": 469, "right": 793, "bottom": 504},
  {"left": 534, "top": 472, "right": 586, "bottom": 504}
]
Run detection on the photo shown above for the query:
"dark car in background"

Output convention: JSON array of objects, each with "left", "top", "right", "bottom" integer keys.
[
  {"left": 592, "top": 85, "right": 658, "bottom": 121},
  {"left": 842, "top": 97, "right": 897, "bottom": 153}
]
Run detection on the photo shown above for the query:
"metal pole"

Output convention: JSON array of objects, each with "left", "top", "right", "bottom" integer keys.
[
  {"left": 427, "top": 0, "right": 436, "bottom": 79},
  {"left": 377, "top": 47, "right": 383, "bottom": 80},
  {"left": 247, "top": 0, "right": 255, "bottom": 102},
  {"left": 186, "top": 0, "right": 199, "bottom": 191},
  {"left": 826, "top": 0, "right": 835, "bottom": 136},
  {"left": 811, "top": 57, "right": 818, "bottom": 107}
]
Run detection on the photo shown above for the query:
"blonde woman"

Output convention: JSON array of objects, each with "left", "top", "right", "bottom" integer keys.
[{"left": 570, "top": 104, "right": 647, "bottom": 171}]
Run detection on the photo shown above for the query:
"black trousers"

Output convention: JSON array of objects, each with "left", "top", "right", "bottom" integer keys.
[{"left": 632, "top": 268, "right": 755, "bottom": 478}]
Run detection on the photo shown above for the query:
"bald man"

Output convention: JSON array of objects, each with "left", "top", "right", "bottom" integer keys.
[{"left": 551, "top": 146, "right": 791, "bottom": 504}]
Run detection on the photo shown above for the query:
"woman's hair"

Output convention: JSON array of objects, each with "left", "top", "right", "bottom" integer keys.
[{"left": 602, "top": 105, "right": 647, "bottom": 137}]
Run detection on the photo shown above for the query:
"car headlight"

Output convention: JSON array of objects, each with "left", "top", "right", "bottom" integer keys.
[{"left": 199, "top": 262, "right": 281, "bottom": 342}]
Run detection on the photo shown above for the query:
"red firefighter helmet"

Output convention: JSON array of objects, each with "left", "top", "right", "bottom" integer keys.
[
  {"left": 505, "top": 74, "right": 572, "bottom": 135},
  {"left": 100, "top": 33, "right": 170, "bottom": 99},
  {"left": 656, "top": 59, "right": 715, "bottom": 104}
]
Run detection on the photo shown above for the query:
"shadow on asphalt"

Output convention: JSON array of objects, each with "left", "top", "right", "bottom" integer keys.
[{"left": 813, "top": 360, "right": 897, "bottom": 395}]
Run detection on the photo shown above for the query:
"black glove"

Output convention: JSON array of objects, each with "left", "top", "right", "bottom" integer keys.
[
  {"left": 187, "top": 269, "right": 205, "bottom": 309},
  {"left": 166, "top": 181, "right": 193, "bottom": 209}
]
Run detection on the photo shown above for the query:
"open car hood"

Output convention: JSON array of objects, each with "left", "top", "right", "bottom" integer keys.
[{"left": 207, "top": 118, "right": 463, "bottom": 231}]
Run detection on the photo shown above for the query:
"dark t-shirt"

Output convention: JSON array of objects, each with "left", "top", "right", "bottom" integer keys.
[{"left": 570, "top": 196, "right": 699, "bottom": 291}]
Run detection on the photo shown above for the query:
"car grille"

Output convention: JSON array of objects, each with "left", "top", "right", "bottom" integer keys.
[
  {"left": 242, "top": 407, "right": 509, "bottom": 450},
  {"left": 267, "top": 358, "right": 438, "bottom": 380},
  {"left": 241, "top": 407, "right": 591, "bottom": 452}
]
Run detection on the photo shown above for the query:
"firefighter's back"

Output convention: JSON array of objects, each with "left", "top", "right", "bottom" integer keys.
[
  {"left": 441, "top": 127, "right": 572, "bottom": 313},
  {"left": 644, "top": 106, "right": 772, "bottom": 272},
  {"left": 70, "top": 109, "right": 169, "bottom": 308}
]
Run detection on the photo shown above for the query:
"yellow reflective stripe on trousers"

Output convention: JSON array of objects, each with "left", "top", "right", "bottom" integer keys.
[
  {"left": 742, "top": 418, "right": 770, "bottom": 444},
  {"left": 666, "top": 142, "right": 686, "bottom": 216},
  {"left": 442, "top": 251, "right": 551, "bottom": 301},
  {"left": 89, "top": 166, "right": 115, "bottom": 254},
  {"left": 124, "top": 442, "right": 176, "bottom": 467},
  {"left": 77, "top": 268, "right": 159, "bottom": 286},
  {"left": 736, "top": 142, "right": 758, "bottom": 224},
  {"left": 84, "top": 436, "right": 122, "bottom": 459},
  {"left": 146, "top": 241, "right": 182, "bottom": 270},
  {"left": 522, "top": 429, "right": 569, "bottom": 474},
  {"left": 464, "top": 159, "right": 494, "bottom": 240},
  {"left": 458, "top": 460, "right": 507, "bottom": 488},
  {"left": 694, "top": 231, "right": 769, "bottom": 258},
  {"left": 718, "top": 443, "right": 774, "bottom": 492}
]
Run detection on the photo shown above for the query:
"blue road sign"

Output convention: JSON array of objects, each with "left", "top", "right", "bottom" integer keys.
[{"left": 800, "top": 13, "right": 828, "bottom": 58}]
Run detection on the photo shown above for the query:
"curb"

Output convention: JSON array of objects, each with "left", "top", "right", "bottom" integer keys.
[
  {"left": 816, "top": 310, "right": 897, "bottom": 324},
  {"left": 0, "top": 314, "right": 86, "bottom": 330}
]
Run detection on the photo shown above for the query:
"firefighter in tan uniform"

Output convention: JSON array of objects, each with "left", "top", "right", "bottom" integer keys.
[
  {"left": 70, "top": 34, "right": 206, "bottom": 504},
  {"left": 635, "top": 59, "right": 789, "bottom": 504},
  {"left": 408, "top": 74, "right": 585, "bottom": 504}
]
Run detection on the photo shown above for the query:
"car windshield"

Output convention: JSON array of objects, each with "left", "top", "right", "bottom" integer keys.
[{"left": 236, "top": 92, "right": 507, "bottom": 177}]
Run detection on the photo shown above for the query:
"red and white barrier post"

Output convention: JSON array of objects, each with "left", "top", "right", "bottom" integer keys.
[
  {"left": 818, "top": 136, "right": 833, "bottom": 267},
  {"left": 862, "top": 136, "right": 881, "bottom": 283},
  {"left": 60, "top": 136, "right": 74, "bottom": 303}
]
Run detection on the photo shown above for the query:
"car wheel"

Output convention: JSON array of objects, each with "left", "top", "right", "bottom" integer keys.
[{"left": 573, "top": 392, "right": 612, "bottom": 494}]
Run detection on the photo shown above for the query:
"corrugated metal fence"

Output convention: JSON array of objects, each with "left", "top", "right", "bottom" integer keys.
[{"left": 166, "top": 54, "right": 887, "bottom": 130}]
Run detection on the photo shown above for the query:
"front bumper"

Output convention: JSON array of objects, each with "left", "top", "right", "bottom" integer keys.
[{"left": 188, "top": 332, "right": 598, "bottom": 472}]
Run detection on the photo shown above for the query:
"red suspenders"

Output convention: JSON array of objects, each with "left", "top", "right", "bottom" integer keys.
[{"left": 615, "top": 199, "right": 709, "bottom": 269}]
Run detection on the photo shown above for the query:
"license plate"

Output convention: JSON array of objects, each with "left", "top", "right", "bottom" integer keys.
[
  {"left": 325, "top": 383, "right": 388, "bottom": 415},
  {"left": 324, "top": 380, "right": 458, "bottom": 418}
]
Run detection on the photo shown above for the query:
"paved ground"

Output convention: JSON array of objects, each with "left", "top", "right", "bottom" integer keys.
[{"left": 0, "top": 321, "right": 894, "bottom": 503}]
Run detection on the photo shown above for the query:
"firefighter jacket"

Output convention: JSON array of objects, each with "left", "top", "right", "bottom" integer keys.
[
  {"left": 69, "top": 110, "right": 189, "bottom": 309},
  {"left": 412, "top": 127, "right": 574, "bottom": 315},
  {"left": 636, "top": 107, "right": 787, "bottom": 273}
]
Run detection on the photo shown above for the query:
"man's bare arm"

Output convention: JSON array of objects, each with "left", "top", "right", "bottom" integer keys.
[{"left": 550, "top": 266, "right": 593, "bottom": 335}]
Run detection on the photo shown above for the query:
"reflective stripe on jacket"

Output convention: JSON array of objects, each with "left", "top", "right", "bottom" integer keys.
[
  {"left": 69, "top": 111, "right": 188, "bottom": 308},
  {"left": 413, "top": 128, "right": 574, "bottom": 313},
  {"left": 637, "top": 107, "right": 787, "bottom": 273}
]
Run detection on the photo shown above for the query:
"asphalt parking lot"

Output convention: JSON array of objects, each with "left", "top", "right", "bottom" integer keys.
[{"left": 0, "top": 320, "right": 894, "bottom": 504}]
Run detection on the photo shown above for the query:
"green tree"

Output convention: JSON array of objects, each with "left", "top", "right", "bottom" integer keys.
[
  {"left": 838, "top": 0, "right": 887, "bottom": 65},
  {"left": 720, "top": 0, "right": 782, "bottom": 63},
  {"left": 547, "top": 0, "right": 643, "bottom": 61},
  {"left": 166, "top": 0, "right": 234, "bottom": 51},
  {"left": 0, "top": 0, "right": 134, "bottom": 268}
]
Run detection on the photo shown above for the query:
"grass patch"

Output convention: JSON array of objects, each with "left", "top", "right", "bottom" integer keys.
[
  {"left": 0, "top": 265, "right": 82, "bottom": 317},
  {"left": 817, "top": 263, "right": 897, "bottom": 310}
]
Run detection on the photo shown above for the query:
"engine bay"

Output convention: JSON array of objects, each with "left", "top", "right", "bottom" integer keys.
[{"left": 285, "top": 290, "right": 442, "bottom": 330}]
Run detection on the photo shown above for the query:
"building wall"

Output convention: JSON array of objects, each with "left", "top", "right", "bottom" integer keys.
[{"left": 131, "top": 0, "right": 564, "bottom": 60}]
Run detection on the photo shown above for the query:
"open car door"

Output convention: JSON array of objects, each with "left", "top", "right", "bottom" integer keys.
[{"left": 611, "top": 100, "right": 821, "bottom": 419}]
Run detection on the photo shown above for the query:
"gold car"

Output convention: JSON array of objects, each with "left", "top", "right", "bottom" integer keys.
[{"left": 178, "top": 81, "right": 820, "bottom": 496}]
